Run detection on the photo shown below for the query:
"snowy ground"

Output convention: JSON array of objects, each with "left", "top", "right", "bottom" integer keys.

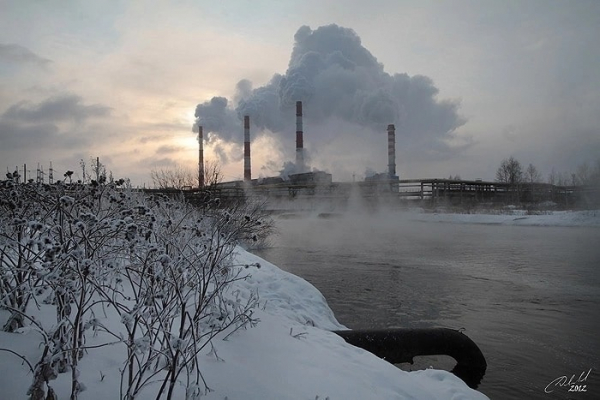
[
  {"left": 3, "top": 208, "right": 596, "bottom": 399},
  {"left": 407, "top": 209, "right": 600, "bottom": 227},
  {"left": 0, "top": 247, "right": 489, "bottom": 399}
]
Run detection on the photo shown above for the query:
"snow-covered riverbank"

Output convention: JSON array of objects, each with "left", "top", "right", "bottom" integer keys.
[
  {"left": 407, "top": 209, "right": 600, "bottom": 227},
  {"left": 0, "top": 246, "right": 488, "bottom": 399}
]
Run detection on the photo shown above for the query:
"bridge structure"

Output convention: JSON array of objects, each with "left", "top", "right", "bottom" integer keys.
[{"left": 146, "top": 177, "right": 599, "bottom": 211}]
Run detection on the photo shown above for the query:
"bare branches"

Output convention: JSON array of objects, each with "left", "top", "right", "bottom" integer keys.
[
  {"left": 203, "top": 160, "right": 223, "bottom": 188},
  {"left": 150, "top": 165, "right": 197, "bottom": 190},
  {"left": 150, "top": 161, "right": 223, "bottom": 190},
  {"left": 1, "top": 178, "right": 270, "bottom": 399},
  {"left": 525, "top": 163, "right": 542, "bottom": 184},
  {"left": 495, "top": 157, "right": 523, "bottom": 185}
]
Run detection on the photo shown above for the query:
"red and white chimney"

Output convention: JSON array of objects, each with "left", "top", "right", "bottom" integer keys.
[
  {"left": 387, "top": 124, "right": 396, "bottom": 179},
  {"left": 198, "top": 125, "right": 204, "bottom": 188},
  {"left": 244, "top": 115, "right": 251, "bottom": 181},
  {"left": 296, "top": 101, "right": 305, "bottom": 173}
]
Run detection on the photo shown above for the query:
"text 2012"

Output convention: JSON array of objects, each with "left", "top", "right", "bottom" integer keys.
[{"left": 568, "top": 384, "right": 587, "bottom": 393}]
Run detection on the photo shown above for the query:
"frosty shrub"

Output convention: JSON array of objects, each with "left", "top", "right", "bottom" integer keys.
[
  {"left": 0, "top": 178, "right": 266, "bottom": 399},
  {"left": 217, "top": 197, "right": 276, "bottom": 250}
]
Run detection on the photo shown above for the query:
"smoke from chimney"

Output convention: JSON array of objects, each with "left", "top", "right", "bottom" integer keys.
[
  {"left": 194, "top": 24, "right": 466, "bottom": 179},
  {"left": 244, "top": 115, "right": 251, "bottom": 181},
  {"left": 296, "top": 101, "right": 305, "bottom": 173},
  {"left": 198, "top": 125, "right": 204, "bottom": 188},
  {"left": 387, "top": 124, "right": 396, "bottom": 178}
]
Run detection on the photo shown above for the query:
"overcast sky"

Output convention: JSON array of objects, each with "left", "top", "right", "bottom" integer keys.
[{"left": 1, "top": 0, "right": 599, "bottom": 186}]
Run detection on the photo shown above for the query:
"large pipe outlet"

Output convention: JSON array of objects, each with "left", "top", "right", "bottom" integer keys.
[{"left": 334, "top": 328, "right": 487, "bottom": 389}]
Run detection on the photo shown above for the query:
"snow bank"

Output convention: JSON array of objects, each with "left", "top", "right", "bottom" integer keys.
[
  {"left": 408, "top": 209, "right": 600, "bottom": 227},
  {"left": 0, "top": 248, "right": 488, "bottom": 399}
]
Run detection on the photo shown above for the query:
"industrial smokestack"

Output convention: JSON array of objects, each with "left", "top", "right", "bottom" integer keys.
[
  {"left": 387, "top": 124, "right": 396, "bottom": 179},
  {"left": 244, "top": 115, "right": 251, "bottom": 181},
  {"left": 296, "top": 101, "right": 305, "bottom": 173},
  {"left": 198, "top": 125, "right": 204, "bottom": 188}
]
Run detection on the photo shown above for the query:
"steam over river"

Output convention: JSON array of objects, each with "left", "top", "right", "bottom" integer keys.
[{"left": 254, "top": 213, "right": 600, "bottom": 399}]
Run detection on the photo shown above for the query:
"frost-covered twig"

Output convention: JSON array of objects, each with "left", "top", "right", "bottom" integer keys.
[
  {"left": 0, "top": 348, "right": 35, "bottom": 374},
  {"left": 0, "top": 179, "right": 272, "bottom": 399}
]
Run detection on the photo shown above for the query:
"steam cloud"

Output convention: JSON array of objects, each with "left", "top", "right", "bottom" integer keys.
[{"left": 194, "top": 24, "right": 466, "bottom": 174}]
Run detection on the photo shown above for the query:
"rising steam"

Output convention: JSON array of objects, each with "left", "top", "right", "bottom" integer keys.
[{"left": 194, "top": 24, "right": 466, "bottom": 176}]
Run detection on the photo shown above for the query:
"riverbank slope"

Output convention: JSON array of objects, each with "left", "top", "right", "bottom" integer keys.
[{"left": 0, "top": 246, "right": 489, "bottom": 399}]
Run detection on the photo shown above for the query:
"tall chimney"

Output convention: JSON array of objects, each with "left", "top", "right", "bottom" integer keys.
[
  {"left": 198, "top": 125, "right": 204, "bottom": 188},
  {"left": 387, "top": 124, "right": 396, "bottom": 179},
  {"left": 244, "top": 115, "right": 251, "bottom": 181},
  {"left": 296, "top": 101, "right": 305, "bottom": 173}
]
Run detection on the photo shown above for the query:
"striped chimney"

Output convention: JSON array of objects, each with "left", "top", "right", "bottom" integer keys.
[
  {"left": 198, "top": 125, "right": 204, "bottom": 188},
  {"left": 296, "top": 101, "right": 305, "bottom": 173},
  {"left": 244, "top": 115, "right": 251, "bottom": 181},
  {"left": 387, "top": 124, "right": 396, "bottom": 178}
]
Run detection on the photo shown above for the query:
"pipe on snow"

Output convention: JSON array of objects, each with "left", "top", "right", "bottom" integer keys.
[{"left": 333, "top": 327, "right": 487, "bottom": 389}]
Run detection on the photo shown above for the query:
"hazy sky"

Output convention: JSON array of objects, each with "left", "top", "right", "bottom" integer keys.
[{"left": 1, "top": 0, "right": 598, "bottom": 186}]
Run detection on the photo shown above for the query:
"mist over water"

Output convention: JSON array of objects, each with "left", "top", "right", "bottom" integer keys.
[{"left": 254, "top": 212, "right": 600, "bottom": 399}]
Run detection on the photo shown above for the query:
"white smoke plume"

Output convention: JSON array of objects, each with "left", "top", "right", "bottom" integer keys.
[{"left": 194, "top": 24, "right": 466, "bottom": 176}]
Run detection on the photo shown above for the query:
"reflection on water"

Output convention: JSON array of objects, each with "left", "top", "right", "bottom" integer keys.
[{"left": 254, "top": 214, "right": 600, "bottom": 399}]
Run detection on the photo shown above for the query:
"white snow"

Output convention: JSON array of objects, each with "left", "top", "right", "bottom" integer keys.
[
  {"left": 0, "top": 247, "right": 489, "bottom": 399},
  {"left": 3, "top": 207, "right": 597, "bottom": 399},
  {"left": 406, "top": 209, "right": 600, "bottom": 227}
]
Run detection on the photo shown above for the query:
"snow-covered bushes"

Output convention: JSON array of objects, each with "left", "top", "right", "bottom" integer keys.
[{"left": 0, "top": 180, "right": 268, "bottom": 399}]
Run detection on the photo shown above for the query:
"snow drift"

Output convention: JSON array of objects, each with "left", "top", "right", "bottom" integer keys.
[{"left": 1, "top": 246, "right": 488, "bottom": 399}]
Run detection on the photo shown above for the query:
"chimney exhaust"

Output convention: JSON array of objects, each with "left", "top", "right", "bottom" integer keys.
[
  {"left": 244, "top": 115, "right": 251, "bottom": 181},
  {"left": 387, "top": 124, "right": 396, "bottom": 179},
  {"left": 198, "top": 125, "right": 204, "bottom": 188},
  {"left": 296, "top": 101, "right": 305, "bottom": 173}
]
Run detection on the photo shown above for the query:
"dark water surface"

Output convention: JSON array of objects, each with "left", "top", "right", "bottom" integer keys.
[{"left": 253, "top": 214, "right": 600, "bottom": 399}]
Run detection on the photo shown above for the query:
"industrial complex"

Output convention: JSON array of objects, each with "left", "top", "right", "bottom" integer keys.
[{"left": 192, "top": 101, "right": 595, "bottom": 210}]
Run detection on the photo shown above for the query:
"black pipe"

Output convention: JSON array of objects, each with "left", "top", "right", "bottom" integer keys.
[{"left": 333, "top": 328, "right": 487, "bottom": 389}]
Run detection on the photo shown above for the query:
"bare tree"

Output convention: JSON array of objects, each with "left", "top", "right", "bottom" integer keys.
[
  {"left": 524, "top": 163, "right": 542, "bottom": 183},
  {"left": 151, "top": 161, "right": 223, "bottom": 190},
  {"left": 548, "top": 168, "right": 570, "bottom": 186},
  {"left": 91, "top": 156, "right": 106, "bottom": 183},
  {"left": 150, "top": 165, "right": 197, "bottom": 189},
  {"left": 548, "top": 168, "right": 557, "bottom": 185},
  {"left": 79, "top": 157, "right": 107, "bottom": 184},
  {"left": 572, "top": 161, "right": 592, "bottom": 185},
  {"left": 495, "top": 157, "right": 523, "bottom": 185},
  {"left": 203, "top": 160, "right": 223, "bottom": 188}
]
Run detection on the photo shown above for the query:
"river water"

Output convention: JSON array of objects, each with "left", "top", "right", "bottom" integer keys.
[{"left": 253, "top": 212, "right": 600, "bottom": 399}]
